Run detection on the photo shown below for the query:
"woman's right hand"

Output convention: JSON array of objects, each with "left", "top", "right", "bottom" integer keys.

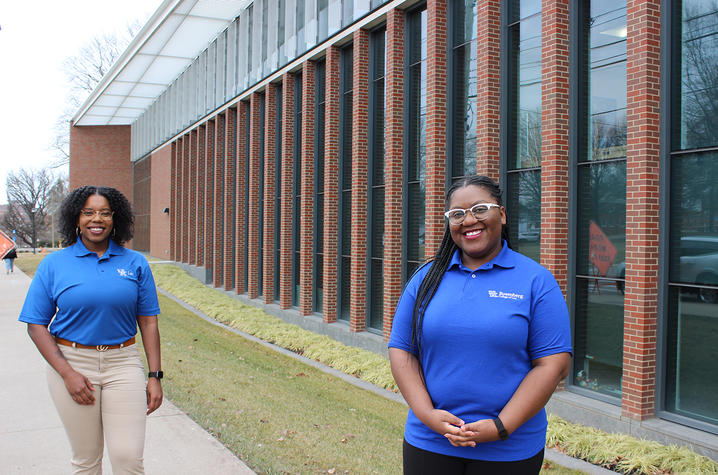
[
  {"left": 61, "top": 369, "right": 95, "bottom": 405},
  {"left": 418, "top": 408, "right": 465, "bottom": 437}
]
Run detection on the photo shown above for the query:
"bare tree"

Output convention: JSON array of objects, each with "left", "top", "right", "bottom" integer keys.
[
  {"left": 3, "top": 168, "right": 54, "bottom": 253},
  {"left": 50, "top": 22, "right": 142, "bottom": 167}
]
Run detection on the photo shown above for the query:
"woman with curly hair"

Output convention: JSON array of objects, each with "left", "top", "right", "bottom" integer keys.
[
  {"left": 19, "top": 185, "right": 162, "bottom": 474},
  {"left": 389, "top": 175, "right": 572, "bottom": 474}
]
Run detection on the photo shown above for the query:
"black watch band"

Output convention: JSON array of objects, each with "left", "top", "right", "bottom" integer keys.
[
  {"left": 493, "top": 417, "right": 509, "bottom": 441},
  {"left": 148, "top": 370, "right": 163, "bottom": 380}
]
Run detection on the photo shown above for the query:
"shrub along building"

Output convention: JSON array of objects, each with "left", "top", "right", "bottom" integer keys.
[{"left": 70, "top": 0, "right": 718, "bottom": 459}]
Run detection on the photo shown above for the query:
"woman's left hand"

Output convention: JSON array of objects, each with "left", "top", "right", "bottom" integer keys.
[
  {"left": 443, "top": 418, "right": 499, "bottom": 447},
  {"left": 146, "top": 378, "right": 163, "bottom": 415}
]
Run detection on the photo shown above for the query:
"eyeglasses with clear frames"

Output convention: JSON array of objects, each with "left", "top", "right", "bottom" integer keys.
[
  {"left": 444, "top": 203, "right": 501, "bottom": 225},
  {"left": 80, "top": 209, "right": 114, "bottom": 220}
]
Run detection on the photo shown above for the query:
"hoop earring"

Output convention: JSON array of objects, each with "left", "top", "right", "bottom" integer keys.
[{"left": 76, "top": 227, "right": 80, "bottom": 237}]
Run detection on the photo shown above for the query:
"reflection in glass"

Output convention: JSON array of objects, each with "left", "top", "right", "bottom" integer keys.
[
  {"left": 451, "top": 0, "right": 477, "bottom": 178},
  {"left": 405, "top": 8, "right": 428, "bottom": 283},
  {"left": 368, "top": 27, "right": 386, "bottom": 331},
  {"left": 507, "top": 170, "right": 541, "bottom": 262},
  {"left": 677, "top": 1, "right": 718, "bottom": 150},
  {"left": 669, "top": 152, "right": 718, "bottom": 297},
  {"left": 314, "top": 62, "right": 326, "bottom": 314},
  {"left": 573, "top": 0, "right": 627, "bottom": 397},
  {"left": 339, "top": 46, "right": 353, "bottom": 321},
  {"left": 665, "top": 286, "right": 718, "bottom": 424},
  {"left": 507, "top": 1, "right": 542, "bottom": 263},
  {"left": 573, "top": 278, "right": 624, "bottom": 397}
]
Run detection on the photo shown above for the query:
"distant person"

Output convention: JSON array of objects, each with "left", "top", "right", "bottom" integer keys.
[
  {"left": 18, "top": 185, "right": 163, "bottom": 474},
  {"left": 3, "top": 247, "right": 17, "bottom": 274},
  {"left": 389, "top": 175, "right": 572, "bottom": 474}
]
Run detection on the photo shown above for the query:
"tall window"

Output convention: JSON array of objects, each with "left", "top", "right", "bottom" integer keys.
[
  {"left": 368, "top": 26, "right": 387, "bottom": 332},
  {"left": 665, "top": 0, "right": 718, "bottom": 428},
  {"left": 572, "top": 0, "right": 627, "bottom": 399},
  {"left": 449, "top": 0, "right": 478, "bottom": 181},
  {"left": 244, "top": 104, "right": 251, "bottom": 294},
  {"left": 278, "top": 0, "right": 286, "bottom": 65},
  {"left": 338, "top": 45, "right": 354, "bottom": 322},
  {"left": 274, "top": 85, "right": 283, "bottom": 303},
  {"left": 292, "top": 73, "right": 303, "bottom": 307},
  {"left": 318, "top": 0, "right": 329, "bottom": 41},
  {"left": 507, "top": 0, "right": 542, "bottom": 262},
  {"left": 258, "top": 93, "right": 266, "bottom": 297},
  {"left": 314, "top": 60, "right": 326, "bottom": 314},
  {"left": 404, "top": 6, "right": 428, "bottom": 282}
]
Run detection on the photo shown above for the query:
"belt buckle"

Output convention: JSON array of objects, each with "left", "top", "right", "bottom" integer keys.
[{"left": 96, "top": 345, "right": 109, "bottom": 352}]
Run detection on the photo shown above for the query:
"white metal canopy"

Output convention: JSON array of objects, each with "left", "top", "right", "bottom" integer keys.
[{"left": 72, "top": 0, "right": 249, "bottom": 126}]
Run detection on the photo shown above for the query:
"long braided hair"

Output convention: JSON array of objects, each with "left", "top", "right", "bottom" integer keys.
[{"left": 409, "top": 175, "right": 512, "bottom": 362}]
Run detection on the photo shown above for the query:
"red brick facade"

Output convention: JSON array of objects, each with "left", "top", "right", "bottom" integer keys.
[{"left": 73, "top": 0, "right": 715, "bottom": 438}]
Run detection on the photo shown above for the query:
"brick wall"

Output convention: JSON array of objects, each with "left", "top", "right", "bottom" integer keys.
[
  {"left": 300, "top": 62, "right": 316, "bottom": 316},
  {"left": 279, "top": 75, "right": 295, "bottom": 309},
  {"left": 248, "top": 94, "right": 262, "bottom": 298},
  {"left": 204, "top": 121, "right": 216, "bottom": 276},
  {"left": 69, "top": 125, "right": 132, "bottom": 202},
  {"left": 224, "top": 108, "right": 237, "bottom": 291},
  {"left": 622, "top": 0, "right": 661, "bottom": 421},
  {"left": 149, "top": 146, "right": 171, "bottom": 258},
  {"left": 236, "top": 104, "right": 249, "bottom": 295},
  {"left": 132, "top": 156, "right": 151, "bottom": 252},
  {"left": 213, "top": 114, "right": 225, "bottom": 287},
  {"left": 476, "top": 0, "right": 501, "bottom": 180},
  {"left": 263, "top": 87, "right": 277, "bottom": 303}
]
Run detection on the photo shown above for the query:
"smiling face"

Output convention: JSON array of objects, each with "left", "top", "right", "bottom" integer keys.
[
  {"left": 447, "top": 184, "right": 506, "bottom": 270},
  {"left": 77, "top": 194, "right": 113, "bottom": 254}
]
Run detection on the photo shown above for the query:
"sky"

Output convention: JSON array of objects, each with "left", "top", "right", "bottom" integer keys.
[{"left": 0, "top": 0, "right": 163, "bottom": 204}]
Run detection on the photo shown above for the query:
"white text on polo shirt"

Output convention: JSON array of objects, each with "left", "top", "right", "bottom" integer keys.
[
  {"left": 116, "top": 268, "right": 135, "bottom": 278},
  {"left": 488, "top": 290, "right": 524, "bottom": 300}
]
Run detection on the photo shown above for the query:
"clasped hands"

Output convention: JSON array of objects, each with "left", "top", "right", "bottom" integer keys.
[{"left": 422, "top": 409, "right": 500, "bottom": 447}]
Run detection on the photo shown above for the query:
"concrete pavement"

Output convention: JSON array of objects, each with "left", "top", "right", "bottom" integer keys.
[{"left": 0, "top": 267, "right": 254, "bottom": 474}]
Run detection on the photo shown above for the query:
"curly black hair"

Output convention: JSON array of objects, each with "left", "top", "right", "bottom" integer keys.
[{"left": 59, "top": 186, "right": 134, "bottom": 246}]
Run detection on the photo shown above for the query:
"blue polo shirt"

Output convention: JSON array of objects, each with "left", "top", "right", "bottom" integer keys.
[
  {"left": 388, "top": 242, "right": 572, "bottom": 461},
  {"left": 19, "top": 239, "right": 160, "bottom": 346}
]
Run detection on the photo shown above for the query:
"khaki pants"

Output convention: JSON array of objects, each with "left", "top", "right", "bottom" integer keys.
[{"left": 47, "top": 344, "right": 147, "bottom": 475}]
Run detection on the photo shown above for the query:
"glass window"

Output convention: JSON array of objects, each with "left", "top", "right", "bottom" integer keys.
[
  {"left": 258, "top": 93, "right": 266, "bottom": 297},
  {"left": 278, "top": 0, "right": 287, "bottom": 65},
  {"left": 293, "top": 73, "right": 303, "bottom": 307},
  {"left": 318, "top": 0, "right": 329, "bottom": 41},
  {"left": 450, "top": 0, "right": 477, "bottom": 180},
  {"left": 368, "top": 26, "right": 386, "bottom": 332},
  {"left": 314, "top": 60, "right": 326, "bottom": 314},
  {"left": 275, "top": 85, "right": 283, "bottom": 303},
  {"left": 339, "top": 46, "right": 353, "bottom": 321},
  {"left": 674, "top": 2, "right": 718, "bottom": 151},
  {"left": 404, "top": 6, "right": 428, "bottom": 283},
  {"left": 665, "top": 1, "right": 718, "bottom": 429},
  {"left": 572, "top": 0, "right": 627, "bottom": 399},
  {"left": 507, "top": 0, "right": 542, "bottom": 262}
]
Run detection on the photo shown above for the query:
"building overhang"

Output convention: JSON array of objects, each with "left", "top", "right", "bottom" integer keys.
[{"left": 72, "top": 0, "right": 249, "bottom": 127}]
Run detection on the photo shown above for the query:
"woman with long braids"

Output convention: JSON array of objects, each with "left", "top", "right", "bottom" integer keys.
[
  {"left": 19, "top": 185, "right": 162, "bottom": 474},
  {"left": 389, "top": 175, "right": 572, "bottom": 474}
]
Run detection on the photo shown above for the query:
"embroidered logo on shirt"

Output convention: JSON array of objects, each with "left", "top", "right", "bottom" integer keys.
[
  {"left": 488, "top": 290, "right": 524, "bottom": 300},
  {"left": 116, "top": 268, "right": 135, "bottom": 278}
]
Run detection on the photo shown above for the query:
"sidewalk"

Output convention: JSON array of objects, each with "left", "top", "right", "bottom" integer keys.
[{"left": 0, "top": 268, "right": 254, "bottom": 474}]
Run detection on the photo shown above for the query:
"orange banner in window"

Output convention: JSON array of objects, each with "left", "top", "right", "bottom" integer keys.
[{"left": 589, "top": 221, "right": 617, "bottom": 276}]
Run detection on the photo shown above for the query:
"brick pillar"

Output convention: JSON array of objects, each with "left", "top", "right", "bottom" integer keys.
[
  {"left": 204, "top": 121, "right": 215, "bottom": 277},
  {"left": 279, "top": 75, "right": 295, "bottom": 309},
  {"left": 263, "top": 86, "right": 277, "bottom": 303},
  {"left": 622, "top": 0, "right": 661, "bottom": 421},
  {"left": 350, "top": 30, "right": 370, "bottom": 332},
  {"left": 196, "top": 125, "right": 206, "bottom": 267},
  {"left": 476, "top": 0, "right": 501, "bottom": 180},
  {"left": 181, "top": 135, "right": 190, "bottom": 263},
  {"left": 383, "top": 9, "right": 405, "bottom": 340},
  {"left": 300, "top": 62, "right": 316, "bottom": 316},
  {"left": 323, "top": 47, "right": 341, "bottom": 323},
  {"left": 236, "top": 103, "right": 249, "bottom": 294},
  {"left": 248, "top": 93, "right": 262, "bottom": 299},
  {"left": 540, "top": 0, "right": 570, "bottom": 293},
  {"left": 188, "top": 129, "right": 198, "bottom": 266},
  {"left": 425, "top": 0, "right": 448, "bottom": 259},
  {"left": 224, "top": 108, "right": 237, "bottom": 291},
  {"left": 213, "top": 115, "right": 225, "bottom": 287},
  {"left": 170, "top": 141, "right": 178, "bottom": 261}
]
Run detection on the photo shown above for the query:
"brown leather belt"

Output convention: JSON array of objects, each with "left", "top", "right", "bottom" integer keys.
[{"left": 55, "top": 336, "right": 135, "bottom": 352}]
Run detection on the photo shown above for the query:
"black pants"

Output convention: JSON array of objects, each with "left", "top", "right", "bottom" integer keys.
[{"left": 403, "top": 439, "right": 544, "bottom": 475}]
